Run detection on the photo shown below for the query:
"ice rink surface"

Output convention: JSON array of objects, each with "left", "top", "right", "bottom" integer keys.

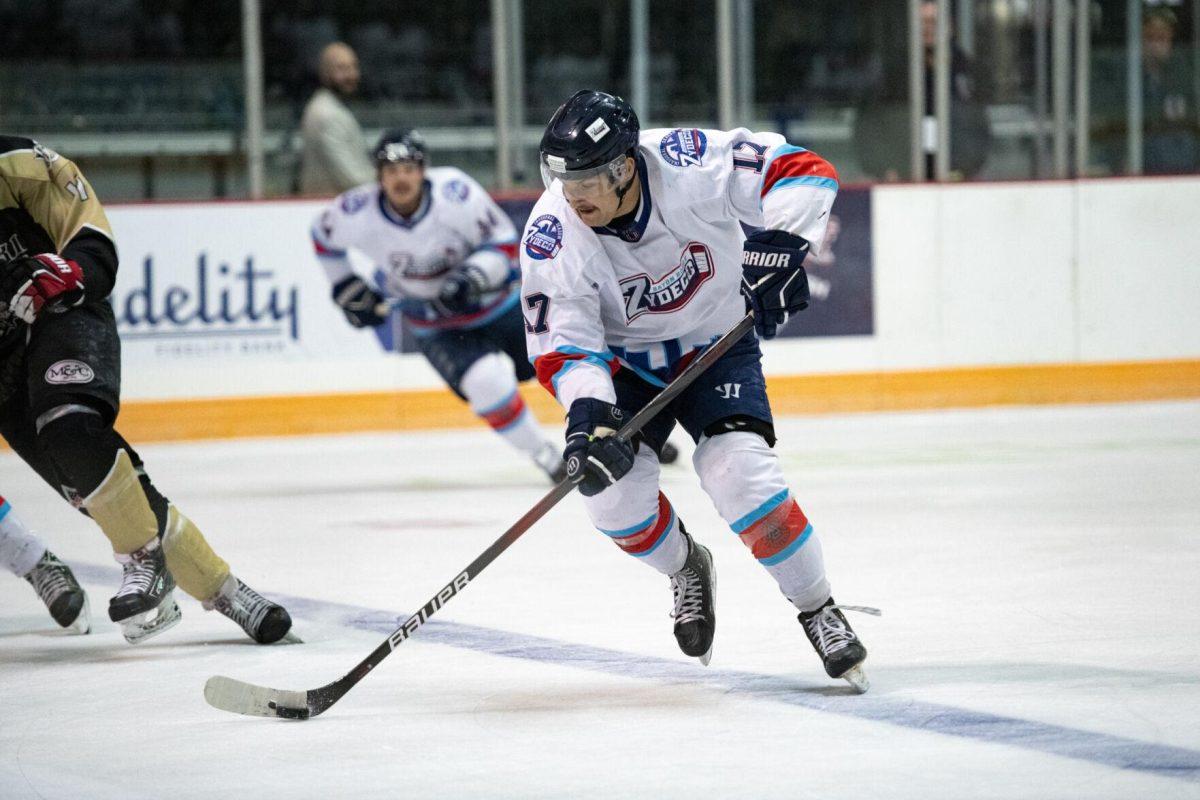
[{"left": 1, "top": 400, "right": 1198, "bottom": 799}]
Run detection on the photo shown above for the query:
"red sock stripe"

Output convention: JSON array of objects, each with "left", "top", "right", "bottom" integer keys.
[
  {"left": 614, "top": 493, "right": 674, "bottom": 555},
  {"left": 761, "top": 150, "right": 839, "bottom": 197},
  {"left": 481, "top": 393, "right": 526, "bottom": 430},
  {"left": 737, "top": 498, "right": 809, "bottom": 561}
]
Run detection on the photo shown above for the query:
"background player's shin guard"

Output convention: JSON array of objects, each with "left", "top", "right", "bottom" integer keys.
[
  {"left": 584, "top": 448, "right": 687, "bottom": 575},
  {"left": 461, "top": 353, "right": 562, "bottom": 479},
  {"left": 0, "top": 496, "right": 48, "bottom": 577},
  {"left": 694, "top": 432, "right": 831, "bottom": 612}
]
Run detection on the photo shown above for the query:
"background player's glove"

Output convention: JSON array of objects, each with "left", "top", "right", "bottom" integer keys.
[
  {"left": 740, "top": 229, "right": 811, "bottom": 340},
  {"left": 1, "top": 253, "right": 85, "bottom": 324},
  {"left": 437, "top": 264, "right": 489, "bottom": 314},
  {"left": 564, "top": 398, "right": 635, "bottom": 497},
  {"left": 332, "top": 275, "right": 386, "bottom": 328}
]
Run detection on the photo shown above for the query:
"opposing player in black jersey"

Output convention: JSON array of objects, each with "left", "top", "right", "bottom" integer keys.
[{"left": 0, "top": 137, "right": 292, "bottom": 644}]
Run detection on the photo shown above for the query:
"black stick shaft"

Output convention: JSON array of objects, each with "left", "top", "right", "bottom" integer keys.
[{"left": 305, "top": 314, "right": 755, "bottom": 715}]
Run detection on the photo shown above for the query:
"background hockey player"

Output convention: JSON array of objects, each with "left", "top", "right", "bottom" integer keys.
[
  {"left": 0, "top": 494, "right": 89, "bottom": 633},
  {"left": 311, "top": 129, "right": 572, "bottom": 482},
  {"left": 521, "top": 91, "right": 878, "bottom": 690},
  {"left": 0, "top": 137, "right": 292, "bottom": 645}
]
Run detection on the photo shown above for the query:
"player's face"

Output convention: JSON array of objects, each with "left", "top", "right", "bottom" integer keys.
[
  {"left": 562, "top": 157, "right": 635, "bottom": 227},
  {"left": 379, "top": 161, "right": 425, "bottom": 214}
]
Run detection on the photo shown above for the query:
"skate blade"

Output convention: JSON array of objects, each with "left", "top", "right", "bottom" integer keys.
[
  {"left": 67, "top": 596, "right": 92, "bottom": 635},
  {"left": 697, "top": 646, "right": 713, "bottom": 667},
  {"left": 841, "top": 665, "right": 870, "bottom": 694},
  {"left": 121, "top": 595, "right": 182, "bottom": 645}
]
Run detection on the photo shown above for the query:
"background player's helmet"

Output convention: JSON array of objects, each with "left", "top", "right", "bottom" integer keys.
[
  {"left": 373, "top": 128, "right": 427, "bottom": 167},
  {"left": 539, "top": 89, "right": 639, "bottom": 190}
]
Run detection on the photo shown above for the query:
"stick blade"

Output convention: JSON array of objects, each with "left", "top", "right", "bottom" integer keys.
[{"left": 204, "top": 675, "right": 311, "bottom": 719}]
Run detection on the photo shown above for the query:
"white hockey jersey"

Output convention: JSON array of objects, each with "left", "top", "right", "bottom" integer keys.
[
  {"left": 312, "top": 166, "right": 519, "bottom": 334},
  {"left": 519, "top": 127, "right": 838, "bottom": 407}
]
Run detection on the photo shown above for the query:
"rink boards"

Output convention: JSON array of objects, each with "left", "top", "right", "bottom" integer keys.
[{"left": 99, "top": 176, "right": 1200, "bottom": 441}]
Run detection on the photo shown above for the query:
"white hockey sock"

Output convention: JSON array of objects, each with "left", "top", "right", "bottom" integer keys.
[
  {"left": 583, "top": 449, "right": 688, "bottom": 576},
  {"left": 0, "top": 497, "right": 48, "bottom": 577},
  {"left": 461, "top": 353, "right": 550, "bottom": 458},
  {"left": 694, "top": 433, "right": 831, "bottom": 610}
]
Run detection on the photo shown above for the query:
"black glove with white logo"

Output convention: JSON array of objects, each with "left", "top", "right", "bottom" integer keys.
[
  {"left": 740, "top": 229, "right": 811, "bottom": 340},
  {"left": 564, "top": 398, "right": 636, "bottom": 497},
  {"left": 437, "top": 264, "right": 489, "bottom": 314},
  {"left": 332, "top": 275, "right": 386, "bottom": 328}
]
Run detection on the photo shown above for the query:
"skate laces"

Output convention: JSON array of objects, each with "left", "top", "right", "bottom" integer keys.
[
  {"left": 27, "top": 555, "right": 73, "bottom": 603},
  {"left": 209, "top": 579, "right": 271, "bottom": 634},
  {"left": 804, "top": 604, "right": 881, "bottom": 656},
  {"left": 670, "top": 567, "right": 706, "bottom": 625},
  {"left": 113, "top": 544, "right": 163, "bottom": 598}
]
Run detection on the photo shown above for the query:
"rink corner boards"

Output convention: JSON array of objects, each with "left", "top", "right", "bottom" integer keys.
[{"left": 5, "top": 358, "right": 1196, "bottom": 445}]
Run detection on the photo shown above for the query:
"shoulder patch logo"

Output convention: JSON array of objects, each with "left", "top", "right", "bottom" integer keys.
[
  {"left": 524, "top": 214, "right": 564, "bottom": 260},
  {"left": 659, "top": 129, "right": 707, "bottom": 168},
  {"left": 585, "top": 118, "right": 611, "bottom": 142},
  {"left": 45, "top": 360, "right": 95, "bottom": 385},
  {"left": 340, "top": 189, "right": 370, "bottom": 214},
  {"left": 443, "top": 179, "right": 470, "bottom": 202}
]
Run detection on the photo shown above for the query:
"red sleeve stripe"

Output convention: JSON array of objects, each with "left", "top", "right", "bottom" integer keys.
[
  {"left": 761, "top": 146, "right": 839, "bottom": 198},
  {"left": 534, "top": 350, "right": 620, "bottom": 398}
]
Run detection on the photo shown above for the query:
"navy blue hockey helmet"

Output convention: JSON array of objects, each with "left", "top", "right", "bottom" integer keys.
[
  {"left": 539, "top": 90, "right": 639, "bottom": 189},
  {"left": 373, "top": 128, "right": 427, "bottom": 166}
]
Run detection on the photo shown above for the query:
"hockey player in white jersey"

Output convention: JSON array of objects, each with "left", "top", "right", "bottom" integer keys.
[
  {"left": 521, "top": 90, "right": 877, "bottom": 690},
  {"left": 0, "top": 494, "right": 90, "bottom": 632},
  {"left": 312, "top": 129, "right": 568, "bottom": 481}
]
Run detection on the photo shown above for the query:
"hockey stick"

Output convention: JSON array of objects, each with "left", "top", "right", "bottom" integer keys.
[{"left": 204, "top": 312, "right": 757, "bottom": 719}]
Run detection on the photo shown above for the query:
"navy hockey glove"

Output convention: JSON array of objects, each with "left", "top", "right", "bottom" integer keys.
[
  {"left": 1, "top": 253, "right": 85, "bottom": 324},
  {"left": 437, "top": 264, "right": 489, "bottom": 314},
  {"left": 332, "top": 275, "right": 386, "bottom": 328},
  {"left": 740, "top": 229, "right": 811, "bottom": 340},
  {"left": 564, "top": 398, "right": 636, "bottom": 497}
]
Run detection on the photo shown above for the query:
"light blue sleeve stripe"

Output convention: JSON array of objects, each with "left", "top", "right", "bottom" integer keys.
[
  {"left": 759, "top": 523, "right": 813, "bottom": 566},
  {"left": 476, "top": 389, "right": 518, "bottom": 416},
  {"left": 0, "top": 501, "right": 10, "bottom": 522},
  {"left": 767, "top": 175, "right": 839, "bottom": 193},
  {"left": 551, "top": 357, "right": 613, "bottom": 395},
  {"left": 730, "top": 489, "right": 790, "bottom": 534},
  {"left": 598, "top": 512, "right": 657, "bottom": 538},
  {"left": 759, "top": 143, "right": 810, "bottom": 194}
]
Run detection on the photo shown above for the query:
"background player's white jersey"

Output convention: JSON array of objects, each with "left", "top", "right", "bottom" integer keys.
[
  {"left": 520, "top": 127, "right": 838, "bottom": 406},
  {"left": 313, "top": 166, "right": 519, "bottom": 333}
]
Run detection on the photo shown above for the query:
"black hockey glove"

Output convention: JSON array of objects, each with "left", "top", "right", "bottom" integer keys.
[
  {"left": 437, "top": 264, "right": 489, "bottom": 314},
  {"left": 564, "top": 398, "right": 636, "bottom": 497},
  {"left": 740, "top": 229, "right": 811, "bottom": 340},
  {"left": 332, "top": 275, "right": 386, "bottom": 328}
]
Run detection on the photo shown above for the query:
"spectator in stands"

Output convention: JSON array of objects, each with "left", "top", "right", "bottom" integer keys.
[
  {"left": 1141, "top": 8, "right": 1199, "bottom": 175},
  {"left": 299, "top": 42, "right": 375, "bottom": 195}
]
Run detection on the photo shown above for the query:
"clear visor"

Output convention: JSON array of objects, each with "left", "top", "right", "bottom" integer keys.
[{"left": 540, "top": 152, "right": 634, "bottom": 199}]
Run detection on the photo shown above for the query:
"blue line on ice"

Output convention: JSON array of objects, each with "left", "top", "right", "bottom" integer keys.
[{"left": 76, "top": 564, "right": 1200, "bottom": 782}]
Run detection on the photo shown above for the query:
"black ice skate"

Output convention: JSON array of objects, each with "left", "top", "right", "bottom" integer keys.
[
  {"left": 109, "top": 537, "right": 182, "bottom": 644},
  {"left": 798, "top": 598, "right": 880, "bottom": 693},
  {"left": 25, "top": 550, "right": 90, "bottom": 633},
  {"left": 669, "top": 529, "right": 716, "bottom": 665},
  {"left": 203, "top": 575, "right": 293, "bottom": 644},
  {"left": 534, "top": 442, "right": 569, "bottom": 483}
]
